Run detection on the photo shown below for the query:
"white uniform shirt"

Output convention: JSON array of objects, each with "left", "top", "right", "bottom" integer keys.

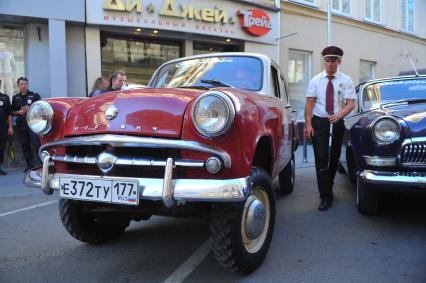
[{"left": 306, "top": 70, "right": 356, "bottom": 118}]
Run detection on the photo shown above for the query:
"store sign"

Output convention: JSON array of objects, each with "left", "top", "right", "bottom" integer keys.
[
  {"left": 237, "top": 9, "right": 272, "bottom": 36},
  {"left": 103, "top": 0, "right": 142, "bottom": 13},
  {"left": 89, "top": 0, "right": 279, "bottom": 44}
]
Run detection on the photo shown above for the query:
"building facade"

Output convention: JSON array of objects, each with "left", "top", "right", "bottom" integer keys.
[
  {"left": 280, "top": 0, "right": 426, "bottom": 120},
  {"left": 0, "top": 0, "right": 281, "bottom": 99}
]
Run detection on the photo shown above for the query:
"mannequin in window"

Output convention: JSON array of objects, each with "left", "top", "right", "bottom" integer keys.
[{"left": 0, "top": 42, "right": 17, "bottom": 101}]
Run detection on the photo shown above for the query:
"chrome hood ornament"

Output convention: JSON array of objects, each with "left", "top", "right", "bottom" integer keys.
[
  {"left": 105, "top": 104, "right": 118, "bottom": 120},
  {"left": 96, "top": 151, "right": 117, "bottom": 174}
]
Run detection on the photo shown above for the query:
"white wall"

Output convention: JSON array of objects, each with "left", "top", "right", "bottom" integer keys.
[
  {"left": 67, "top": 25, "right": 86, "bottom": 97},
  {"left": 0, "top": 0, "right": 85, "bottom": 22},
  {"left": 279, "top": 11, "right": 426, "bottom": 83},
  {"left": 246, "top": 42, "right": 280, "bottom": 63},
  {"left": 85, "top": 26, "right": 102, "bottom": 95},
  {"left": 25, "top": 23, "right": 50, "bottom": 98}
]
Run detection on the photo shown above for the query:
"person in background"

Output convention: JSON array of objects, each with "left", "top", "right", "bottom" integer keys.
[
  {"left": 11, "top": 77, "right": 41, "bottom": 173},
  {"left": 88, "top": 77, "right": 108, "bottom": 97},
  {"left": 304, "top": 46, "right": 356, "bottom": 211},
  {"left": 0, "top": 42, "right": 17, "bottom": 101},
  {"left": 0, "top": 80, "right": 14, "bottom": 175},
  {"left": 105, "top": 70, "right": 127, "bottom": 92}
]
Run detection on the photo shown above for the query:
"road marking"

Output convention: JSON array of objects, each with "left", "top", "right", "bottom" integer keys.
[
  {"left": 163, "top": 239, "right": 211, "bottom": 283},
  {"left": 0, "top": 200, "right": 57, "bottom": 218}
]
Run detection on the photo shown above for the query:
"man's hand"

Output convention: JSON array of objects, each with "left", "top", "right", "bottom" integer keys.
[
  {"left": 304, "top": 124, "right": 315, "bottom": 139},
  {"left": 329, "top": 112, "right": 343, "bottom": 124},
  {"left": 8, "top": 127, "right": 14, "bottom": 136},
  {"left": 17, "top": 106, "right": 28, "bottom": 115}
]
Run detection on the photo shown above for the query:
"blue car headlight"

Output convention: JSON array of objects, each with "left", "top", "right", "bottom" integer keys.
[{"left": 371, "top": 117, "right": 400, "bottom": 145}]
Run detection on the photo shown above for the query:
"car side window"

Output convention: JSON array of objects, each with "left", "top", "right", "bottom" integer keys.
[
  {"left": 279, "top": 74, "right": 289, "bottom": 104},
  {"left": 270, "top": 66, "right": 280, "bottom": 99}
]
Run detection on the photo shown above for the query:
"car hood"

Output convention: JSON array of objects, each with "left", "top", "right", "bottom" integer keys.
[
  {"left": 64, "top": 88, "right": 204, "bottom": 138},
  {"left": 386, "top": 103, "right": 426, "bottom": 138}
]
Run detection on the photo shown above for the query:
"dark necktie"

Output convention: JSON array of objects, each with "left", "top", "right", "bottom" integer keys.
[{"left": 326, "top": 75, "right": 334, "bottom": 114}]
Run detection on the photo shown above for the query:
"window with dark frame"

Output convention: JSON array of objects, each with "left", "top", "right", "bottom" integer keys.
[{"left": 100, "top": 33, "right": 182, "bottom": 85}]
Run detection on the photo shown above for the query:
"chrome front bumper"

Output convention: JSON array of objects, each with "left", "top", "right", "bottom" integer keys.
[
  {"left": 359, "top": 170, "right": 426, "bottom": 188},
  {"left": 24, "top": 157, "right": 251, "bottom": 207}
]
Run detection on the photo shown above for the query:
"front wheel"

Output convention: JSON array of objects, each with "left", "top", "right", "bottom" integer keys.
[
  {"left": 210, "top": 167, "right": 275, "bottom": 274},
  {"left": 356, "top": 177, "right": 379, "bottom": 215},
  {"left": 59, "top": 199, "right": 130, "bottom": 244}
]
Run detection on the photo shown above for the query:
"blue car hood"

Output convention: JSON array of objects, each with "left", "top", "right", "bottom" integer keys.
[{"left": 386, "top": 103, "right": 426, "bottom": 138}]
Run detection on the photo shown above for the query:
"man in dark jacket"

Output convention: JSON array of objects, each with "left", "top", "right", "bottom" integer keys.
[{"left": 11, "top": 77, "right": 41, "bottom": 173}]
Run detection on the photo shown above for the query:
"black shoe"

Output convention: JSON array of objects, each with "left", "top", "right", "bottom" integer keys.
[
  {"left": 0, "top": 169, "right": 6, "bottom": 175},
  {"left": 318, "top": 198, "right": 332, "bottom": 211}
]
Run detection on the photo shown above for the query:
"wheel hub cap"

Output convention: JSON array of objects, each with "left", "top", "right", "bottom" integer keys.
[{"left": 245, "top": 198, "right": 266, "bottom": 240}]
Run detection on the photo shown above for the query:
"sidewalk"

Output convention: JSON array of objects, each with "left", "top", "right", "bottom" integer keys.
[
  {"left": 294, "top": 144, "right": 315, "bottom": 169},
  {"left": 0, "top": 167, "right": 31, "bottom": 197}
]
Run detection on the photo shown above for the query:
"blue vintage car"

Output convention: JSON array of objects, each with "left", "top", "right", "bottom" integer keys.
[{"left": 340, "top": 75, "right": 426, "bottom": 215}]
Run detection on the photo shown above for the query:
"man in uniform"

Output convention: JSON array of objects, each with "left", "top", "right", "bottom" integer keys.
[
  {"left": 304, "top": 46, "right": 356, "bottom": 211},
  {"left": 0, "top": 80, "right": 14, "bottom": 175},
  {"left": 12, "top": 77, "right": 41, "bottom": 173}
]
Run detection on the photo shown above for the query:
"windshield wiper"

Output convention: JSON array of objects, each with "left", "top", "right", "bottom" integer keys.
[
  {"left": 200, "top": 79, "right": 233, "bottom": 88},
  {"left": 176, "top": 85, "right": 209, "bottom": 90},
  {"left": 380, "top": 98, "right": 426, "bottom": 109}
]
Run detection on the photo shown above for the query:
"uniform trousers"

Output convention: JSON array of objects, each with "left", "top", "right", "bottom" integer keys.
[
  {"left": 0, "top": 123, "right": 7, "bottom": 165},
  {"left": 16, "top": 123, "right": 41, "bottom": 166},
  {"left": 311, "top": 115, "right": 345, "bottom": 201}
]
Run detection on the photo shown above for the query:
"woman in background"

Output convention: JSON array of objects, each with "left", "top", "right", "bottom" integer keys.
[{"left": 88, "top": 77, "right": 108, "bottom": 97}]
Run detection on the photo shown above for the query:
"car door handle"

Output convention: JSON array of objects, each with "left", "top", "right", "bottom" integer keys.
[{"left": 284, "top": 104, "right": 292, "bottom": 109}]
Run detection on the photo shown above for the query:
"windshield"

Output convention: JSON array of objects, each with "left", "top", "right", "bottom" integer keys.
[
  {"left": 363, "top": 78, "right": 426, "bottom": 109},
  {"left": 150, "top": 56, "right": 263, "bottom": 91}
]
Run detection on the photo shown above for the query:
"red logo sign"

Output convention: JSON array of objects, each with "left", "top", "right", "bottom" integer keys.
[{"left": 237, "top": 9, "right": 272, "bottom": 37}]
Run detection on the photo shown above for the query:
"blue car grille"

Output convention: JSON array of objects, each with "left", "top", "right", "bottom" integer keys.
[{"left": 400, "top": 142, "right": 426, "bottom": 165}]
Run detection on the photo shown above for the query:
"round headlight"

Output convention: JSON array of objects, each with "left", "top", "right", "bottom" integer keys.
[
  {"left": 26, "top": 101, "right": 54, "bottom": 135},
  {"left": 191, "top": 91, "right": 235, "bottom": 137},
  {"left": 372, "top": 117, "right": 400, "bottom": 144}
]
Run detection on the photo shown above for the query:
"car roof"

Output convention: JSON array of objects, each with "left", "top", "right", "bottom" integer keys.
[
  {"left": 158, "top": 52, "right": 271, "bottom": 65},
  {"left": 357, "top": 74, "right": 426, "bottom": 90}
]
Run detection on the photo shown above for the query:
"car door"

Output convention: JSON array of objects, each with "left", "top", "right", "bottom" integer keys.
[{"left": 270, "top": 63, "right": 292, "bottom": 173}]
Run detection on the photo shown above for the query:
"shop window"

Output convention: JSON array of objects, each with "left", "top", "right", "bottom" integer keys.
[
  {"left": 365, "top": 0, "right": 381, "bottom": 23},
  {"left": 288, "top": 50, "right": 311, "bottom": 121},
  {"left": 101, "top": 34, "right": 181, "bottom": 85},
  {"left": 332, "top": 0, "right": 351, "bottom": 15},
  {"left": 193, "top": 42, "right": 242, "bottom": 56},
  {"left": 270, "top": 66, "right": 280, "bottom": 99},
  {"left": 359, "top": 60, "right": 376, "bottom": 83},
  {"left": 0, "top": 25, "right": 25, "bottom": 100},
  {"left": 401, "top": 0, "right": 415, "bottom": 32}
]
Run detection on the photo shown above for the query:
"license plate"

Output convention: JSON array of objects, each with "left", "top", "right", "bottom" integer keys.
[{"left": 59, "top": 177, "right": 139, "bottom": 206}]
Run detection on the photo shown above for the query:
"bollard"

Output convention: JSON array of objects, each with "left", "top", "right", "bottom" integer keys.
[{"left": 302, "top": 136, "right": 308, "bottom": 163}]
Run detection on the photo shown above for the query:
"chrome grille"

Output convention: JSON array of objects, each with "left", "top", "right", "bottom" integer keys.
[
  {"left": 400, "top": 142, "right": 426, "bottom": 165},
  {"left": 400, "top": 171, "right": 426, "bottom": 177}
]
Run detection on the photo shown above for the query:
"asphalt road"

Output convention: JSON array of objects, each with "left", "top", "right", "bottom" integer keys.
[{"left": 1, "top": 153, "right": 425, "bottom": 283}]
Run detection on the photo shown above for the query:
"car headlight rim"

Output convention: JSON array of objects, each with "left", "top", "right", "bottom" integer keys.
[
  {"left": 26, "top": 101, "right": 54, "bottom": 135},
  {"left": 191, "top": 91, "right": 235, "bottom": 137},
  {"left": 371, "top": 116, "right": 401, "bottom": 145}
]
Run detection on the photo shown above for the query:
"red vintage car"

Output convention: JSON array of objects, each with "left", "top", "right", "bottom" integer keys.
[{"left": 24, "top": 53, "right": 298, "bottom": 273}]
